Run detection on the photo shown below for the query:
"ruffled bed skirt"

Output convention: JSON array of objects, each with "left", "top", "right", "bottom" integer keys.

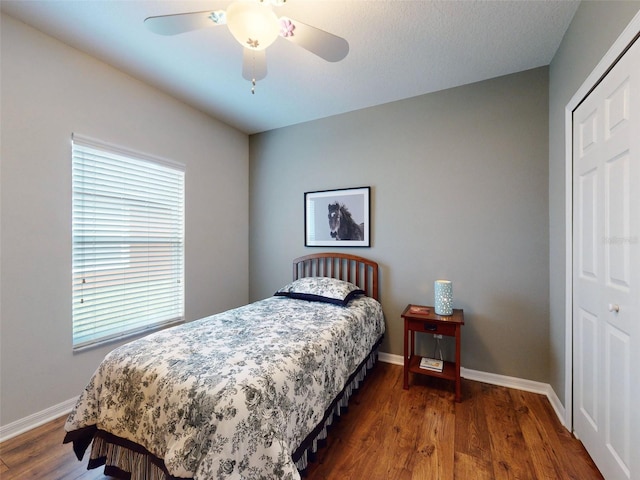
[
  {"left": 66, "top": 337, "right": 383, "bottom": 480},
  {"left": 88, "top": 432, "right": 180, "bottom": 480}
]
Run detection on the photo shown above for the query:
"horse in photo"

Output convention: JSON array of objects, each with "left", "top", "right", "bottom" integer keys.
[{"left": 328, "top": 202, "right": 364, "bottom": 240}]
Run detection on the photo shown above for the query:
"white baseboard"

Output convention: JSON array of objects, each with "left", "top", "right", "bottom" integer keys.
[
  {"left": 378, "top": 353, "right": 566, "bottom": 427},
  {"left": 378, "top": 351, "right": 403, "bottom": 365},
  {"left": 0, "top": 397, "right": 77, "bottom": 443}
]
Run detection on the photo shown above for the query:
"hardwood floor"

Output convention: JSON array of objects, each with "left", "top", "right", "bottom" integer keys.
[{"left": 0, "top": 363, "right": 602, "bottom": 480}]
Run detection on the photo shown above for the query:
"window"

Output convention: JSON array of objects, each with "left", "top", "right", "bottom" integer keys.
[{"left": 72, "top": 134, "right": 185, "bottom": 350}]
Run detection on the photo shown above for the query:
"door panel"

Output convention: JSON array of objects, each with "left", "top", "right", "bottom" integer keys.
[
  {"left": 577, "top": 307, "right": 598, "bottom": 429},
  {"left": 605, "top": 323, "right": 630, "bottom": 477},
  {"left": 605, "top": 152, "right": 631, "bottom": 288},
  {"left": 579, "top": 167, "right": 598, "bottom": 280}
]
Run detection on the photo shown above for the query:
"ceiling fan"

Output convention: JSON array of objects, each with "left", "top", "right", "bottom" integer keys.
[{"left": 144, "top": 0, "right": 349, "bottom": 93}]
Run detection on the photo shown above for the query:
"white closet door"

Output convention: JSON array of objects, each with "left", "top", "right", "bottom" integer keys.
[{"left": 573, "top": 36, "right": 640, "bottom": 480}]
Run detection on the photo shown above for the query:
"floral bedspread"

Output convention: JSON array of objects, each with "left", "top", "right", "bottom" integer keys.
[{"left": 64, "top": 295, "right": 385, "bottom": 479}]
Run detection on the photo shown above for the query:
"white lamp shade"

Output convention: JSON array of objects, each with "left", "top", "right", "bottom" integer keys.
[
  {"left": 226, "top": 2, "right": 280, "bottom": 51},
  {"left": 434, "top": 280, "right": 453, "bottom": 315}
]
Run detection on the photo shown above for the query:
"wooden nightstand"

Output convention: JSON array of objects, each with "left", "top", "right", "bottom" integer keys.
[{"left": 402, "top": 304, "right": 465, "bottom": 402}]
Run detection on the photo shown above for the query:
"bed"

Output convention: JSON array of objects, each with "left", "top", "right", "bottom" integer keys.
[{"left": 64, "top": 253, "right": 385, "bottom": 480}]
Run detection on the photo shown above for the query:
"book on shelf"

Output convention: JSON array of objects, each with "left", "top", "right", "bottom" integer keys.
[
  {"left": 419, "top": 357, "right": 444, "bottom": 372},
  {"left": 409, "top": 305, "right": 430, "bottom": 315}
]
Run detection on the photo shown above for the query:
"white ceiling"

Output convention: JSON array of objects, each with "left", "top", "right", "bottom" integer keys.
[{"left": 1, "top": 0, "right": 580, "bottom": 134}]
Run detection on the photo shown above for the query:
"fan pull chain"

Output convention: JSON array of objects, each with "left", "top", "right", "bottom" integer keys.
[{"left": 249, "top": 51, "right": 257, "bottom": 94}]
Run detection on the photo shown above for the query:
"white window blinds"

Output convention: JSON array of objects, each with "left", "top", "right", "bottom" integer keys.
[{"left": 72, "top": 134, "right": 185, "bottom": 350}]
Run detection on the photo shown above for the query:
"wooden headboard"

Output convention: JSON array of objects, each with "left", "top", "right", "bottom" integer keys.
[{"left": 293, "top": 253, "right": 379, "bottom": 301}]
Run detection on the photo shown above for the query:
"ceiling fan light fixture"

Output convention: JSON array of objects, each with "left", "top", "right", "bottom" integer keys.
[{"left": 226, "top": 1, "right": 280, "bottom": 51}]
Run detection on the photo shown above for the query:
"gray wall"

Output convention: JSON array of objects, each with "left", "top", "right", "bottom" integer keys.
[
  {"left": 249, "top": 67, "right": 550, "bottom": 382},
  {"left": 548, "top": 2, "right": 640, "bottom": 405},
  {"left": 0, "top": 14, "right": 249, "bottom": 426}
]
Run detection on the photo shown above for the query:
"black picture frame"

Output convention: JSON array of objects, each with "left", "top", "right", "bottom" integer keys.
[{"left": 304, "top": 186, "right": 371, "bottom": 247}]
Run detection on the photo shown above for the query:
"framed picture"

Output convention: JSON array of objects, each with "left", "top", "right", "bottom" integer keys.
[{"left": 305, "top": 186, "right": 370, "bottom": 247}]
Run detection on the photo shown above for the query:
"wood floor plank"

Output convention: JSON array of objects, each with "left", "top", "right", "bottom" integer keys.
[
  {"left": 454, "top": 380, "right": 493, "bottom": 461},
  {"left": 453, "top": 381, "right": 495, "bottom": 479},
  {"left": 482, "top": 383, "right": 537, "bottom": 480},
  {"left": 510, "top": 389, "right": 566, "bottom": 479},
  {"left": 453, "top": 451, "right": 495, "bottom": 480},
  {"left": 411, "top": 390, "right": 455, "bottom": 480},
  {"left": 383, "top": 387, "right": 428, "bottom": 478},
  {"left": 0, "top": 363, "right": 603, "bottom": 480}
]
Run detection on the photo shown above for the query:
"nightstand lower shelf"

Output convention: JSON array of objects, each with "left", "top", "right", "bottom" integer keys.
[{"left": 407, "top": 355, "right": 456, "bottom": 381}]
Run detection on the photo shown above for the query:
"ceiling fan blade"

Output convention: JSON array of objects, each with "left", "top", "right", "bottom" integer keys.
[
  {"left": 243, "top": 48, "right": 267, "bottom": 81},
  {"left": 144, "top": 10, "right": 224, "bottom": 36},
  {"left": 279, "top": 17, "right": 349, "bottom": 62}
]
